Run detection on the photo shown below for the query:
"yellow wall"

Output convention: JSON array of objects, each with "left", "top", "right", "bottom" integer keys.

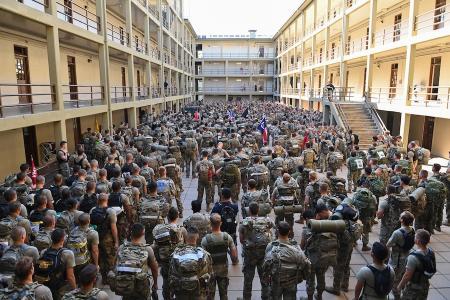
[
  {"left": 431, "top": 118, "right": 450, "bottom": 158},
  {"left": 408, "top": 115, "right": 424, "bottom": 145},
  {"left": 0, "top": 129, "right": 26, "bottom": 180}
]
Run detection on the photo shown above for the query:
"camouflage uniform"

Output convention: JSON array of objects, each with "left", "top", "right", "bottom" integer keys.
[
  {"left": 400, "top": 249, "right": 432, "bottom": 300},
  {"left": 156, "top": 176, "right": 179, "bottom": 211},
  {"left": 346, "top": 156, "right": 362, "bottom": 192},
  {"left": 271, "top": 179, "right": 299, "bottom": 235},
  {"left": 318, "top": 140, "right": 330, "bottom": 172},
  {"left": 184, "top": 138, "right": 198, "bottom": 178},
  {"left": 247, "top": 163, "right": 269, "bottom": 191},
  {"left": 267, "top": 157, "right": 285, "bottom": 193},
  {"left": 332, "top": 220, "right": 356, "bottom": 292},
  {"left": 241, "top": 189, "right": 270, "bottom": 218},
  {"left": 164, "top": 162, "right": 184, "bottom": 215},
  {"left": 220, "top": 162, "right": 241, "bottom": 203},
  {"left": 378, "top": 195, "right": 402, "bottom": 244},
  {"left": 302, "top": 148, "right": 316, "bottom": 171},
  {"left": 196, "top": 159, "right": 215, "bottom": 205}
]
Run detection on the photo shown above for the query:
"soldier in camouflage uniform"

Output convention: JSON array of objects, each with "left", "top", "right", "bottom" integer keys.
[
  {"left": 351, "top": 183, "right": 377, "bottom": 251},
  {"left": 302, "top": 142, "right": 317, "bottom": 171},
  {"left": 271, "top": 173, "right": 299, "bottom": 236},
  {"left": 247, "top": 155, "right": 269, "bottom": 191},
  {"left": 267, "top": 153, "right": 285, "bottom": 193},
  {"left": 184, "top": 136, "right": 199, "bottom": 178},
  {"left": 196, "top": 150, "right": 215, "bottom": 211},
  {"left": 327, "top": 146, "right": 343, "bottom": 176},
  {"left": 156, "top": 166, "right": 182, "bottom": 218},
  {"left": 304, "top": 171, "right": 322, "bottom": 212},
  {"left": 217, "top": 158, "right": 241, "bottom": 203},
  {"left": 347, "top": 151, "right": 363, "bottom": 192},
  {"left": 236, "top": 147, "right": 250, "bottom": 193},
  {"left": 241, "top": 179, "right": 270, "bottom": 218},
  {"left": 377, "top": 185, "right": 406, "bottom": 244},
  {"left": 239, "top": 202, "right": 273, "bottom": 300}
]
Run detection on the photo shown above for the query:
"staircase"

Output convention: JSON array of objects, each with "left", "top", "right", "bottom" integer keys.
[{"left": 336, "top": 103, "right": 385, "bottom": 150}]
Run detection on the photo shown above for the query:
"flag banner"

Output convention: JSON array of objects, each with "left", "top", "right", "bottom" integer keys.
[
  {"left": 257, "top": 116, "right": 268, "bottom": 144},
  {"left": 241, "top": 107, "right": 249, "bottom": 118},
  {"left": 227, "top": 109, "right": 236, "bottom": 121},
  {"left": 30, "top": 155, "right": 37, "bottom": 189}
]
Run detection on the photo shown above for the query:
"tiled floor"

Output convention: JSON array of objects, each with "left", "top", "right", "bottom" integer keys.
[{"left": 102, "top": 166, "right": 450, "bottom": 299}]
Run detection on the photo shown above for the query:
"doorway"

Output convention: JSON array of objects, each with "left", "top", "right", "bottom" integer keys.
[
  {"left": 64, "top": 0, "right": 73, "bottom": 23},
  {"left": 73, "top": 118, "right": 82, "bottom": 146},
  {"left": 434, "top": 0, "right": 446, "bottom": 30},
  {"left": 428, "top": 56, "right": 441, "bottom": 101},
  {"left": 121, "top": 67, "right": 127, "bottom": 98},
  {"left": 258, "top": 46, "right": 265, "bottom": 58},
  {"left": 422, "top": 116, "right": 435, "bottom": 150},
  {"left": 67, "top": 56, "right": 78, "bottom": 100},
  {"left": 137, "top": 70, "right": 141, "bottom": 98},
  {"left": 22, "top": 126, "right": 38, "bottom": 166},
  {"left": 393, "top": 14, "right": 402, "bottom": 42},
  {"left": 363, "top": 67, "right": 367, "bottom": 96},
  {"left": 389, "top": 63, "right": 399, "bottom": 99},
  {"left": 14, "top": 46, "right": 31, "bottom": 104},
  {"left": 124, "top": 110, "right": 129, "bottom": 124}
]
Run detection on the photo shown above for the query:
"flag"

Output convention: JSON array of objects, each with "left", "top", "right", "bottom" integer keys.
[
  {"left": 30, "top": 155, "right": 37, "bottom": 188},
  {"left": 95, "top": 117, "right": 100, "bottom": 133},
  {"left": 194, "top": 111, "right": 200, "bottom": 121},
  {"left": 241, "top": 107, "right": 249, "bottom": 118},
  {"left": 257, "top": 116, "right": 268, "bottom": 144},
  {"left": 227, "top": 109, "right": 236, "bottom": 121}
]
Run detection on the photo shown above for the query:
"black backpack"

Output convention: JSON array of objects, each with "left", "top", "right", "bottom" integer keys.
[
  {"left": 34, "top": 247, "right": 66, "bottom": 290},
  {"left": 400, "top": 228, "right": 415, "bottom": 252},
  {"left": 79, "top": 193, "right": 98, "bottom": 213},
  {"left": 367, "top": 265, "right": 394, "bottom": 297},
  {"left": 108, "top": 193, "right": 122, "bottom": 207},
  {"left": 90, "top": 207, "right": 108, "bottom": 235},
  {"left": 219, "top": 204, "right": 237, "bottom": 235},
  {"left": 411, "top": 249, "right": 436, "bottom": 282},
  {"left": 29, "top": 209, "right": 48, "bottom": 224},
  {"left": 49, "top": 185, "right": 62, "bottom": 203},
  {"left": 0, "top": 202, "right": 9, "bottom": 219}
]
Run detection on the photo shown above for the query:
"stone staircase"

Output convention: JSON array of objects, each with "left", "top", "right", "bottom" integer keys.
[{"left": 337, "top": 103, "right": 382, "bottom": 150}]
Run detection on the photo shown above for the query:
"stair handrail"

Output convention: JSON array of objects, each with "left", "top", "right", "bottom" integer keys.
[
  {"left": 364, "top": 95, "right": 387, "bottom": 134},
  {"left": 331, "top": 101, "right": 350, "bottom": 131}
]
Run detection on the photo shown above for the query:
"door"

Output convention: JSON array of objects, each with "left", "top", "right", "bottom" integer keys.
[
  {"left": 363, "top": 67, "right": 367, "bottom": 96},
  {"left": 428, "top": 57, "right": 441, "bottom": 101},
  {"left": 22, "top": 126, "right": 38, "bottom": 166},
  {"left": 434, "top": 0, "right": 446, "bottom": 30},
  {"left": 346, "top": 36, "right": 351, "bottom": 54},
  {"left": 136, "top": 70, "right": 141, "bottom": 98},
  {"left": 259, "top": 46, "right": 265, "bottom": 58},
  {"left": 319, "top": 48, "right": 323, "bottom": 63},
  {"left": 331, "top": 42, "right": 336, "bottom": 59},
  {"left": 67, "top": 56, "right": 78, "bottom": 100},
  {"left": 124, "top": 110, "right": 129, "bottom": 124},
  {"left": 366, "top": 27, "right": 369, "bottom": 49},
  {"left": 318, "top": 75, "right": 322, "bottom": 96},
  {"left": 14, "top": 46, "right": 31, "bottom": 104},
  {"left": 330, "top": 73, "right": 334, "bottom": 84},
  {"left": 393, "top": 14, "right": 402, "bottom": 42},
  {"left": 119, "top": 27, "right": 125, "bottom": 45},
  {"left": 64, "top": 0, "right": 73, "bottom": 23},
  {"left": 389, "top": 63, "right": 399, "bottom": 98},
  {"left": 121, "top": 67, "right": 127, "bottom": 98},
  {"left": 387, "top": 112, "right": 394, "bottom": 131},
  {"left": 73, "top": 118, "right": 82, "bottom": 146},
  {"left": 422, "top": 116, "right": 435, "bottom": 149}
]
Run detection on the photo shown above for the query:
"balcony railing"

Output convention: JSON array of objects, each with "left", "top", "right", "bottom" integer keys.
[
  {"left": 416, "top": 3, "right": 450, "bottom": 34},
  {"left": 328, "top": 5, "right": 342, "bottom": 21},
  {"left": 0, "top": 84, "right": 55, "bottom": 118},
  {"left": 327, "top": 45, "right": 341, "bottom": 60},
  {"left": 107, "top": 22, "right": 129, "bottom": 46},
  {"left": 199, "top": 70, "right": 226, "bottom": 76},
  {"left": 135, "top": 86, "right": 150, "bottom": 100},
  {"left": 409, "top": 86, "right": 450, "bottom": 109},
  {"left": 200, "top": 87, "right": 273, "bottom": 93},
  {"left": 56, "top": 0, "right": 100, "bottom": 34},
  {"left": 368, "top": 86, "right": 401, "bottom": 104},
  {"left": 322, "top": 87, "right": 355, "bottom": 102},
  {"left": 110, "top": 86, "right": 132, "bottom": 103},
  {"left": 152, "top": 86, "right": 161, "bottom": 98},
  {"left": 345, "top": 35, "right": 369, "bottom": 55},
  {"left": 131, "top": 36, "right": 148, "bottom": 54},
  {"left": 201, "top": 53, "right": 275, "bottom": 59},
  {"left": 374, "top": 21, "right": 409, "bottom": 47},
  {"left": 149, "top": 44, "right": 160, "bottom": 60},
  {"left": 303, "top": 56, "right": 314, "bottom": 67},
  {"left": 136, "top": 0, "right": 146, "bottom": 8},
  {"left": 148, "top": 4, "right": 159, "bottom": 19},
  {"left": 63, "top": 85, "right": 103, "bottom": 108},
  {"left": 16, "top": 0, "right": 48, "bottom": 12}
]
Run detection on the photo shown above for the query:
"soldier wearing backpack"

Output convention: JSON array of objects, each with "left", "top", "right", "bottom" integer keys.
[
  {"left": 347, "top": 151, "right": 363, "bottom": 193},
  {"left": 247, "top": 155, "right": 269, "bottom": 191},
  {"left": 316, "top": 183, "right": 341, "bottom": 212},
  {"left": 396, "top": 229, "right": 435, "bottom": 300},
  {"left": 352, "top": 184, "right": 377, "bottom": 251},
  {"left": 108, "top": 181, "right": 133, "bottom": 243},
  {"left": 430, "top": 164, "right": 448, "bottom": 232},
  {"left": 0, "top": 226, "right": 39, "bottom": 288},
  {"left": 271, "top": 173, "right": 299, "bottom": 236},
  {"left": 241, "top": 179, "right": 270, "bottom": 218},
  {"left": 303, "top": 142, "right": 317, "bottom": 171},
  {"left": 67, "top": 213, "right": 99, "bottom": 281},
  {"left": 35, "top": 228, "right": 76, "bottom": 300},
  {"left": 56, "top": 198, "right": 82, "bottom": 235},
  {"left": 62, "top": 264, "right": 109, "bottom": 300},
  {"left": 32, "top": 214, "right": 55, "bottom": 253},
  {"left": 156, "top": 166, "right": 181, "bottom": 217},
  {"left": 11, "top": 173, "right": 32, "bottom": 210},
  {"left": 0, "top": 257, "right": 52, "bottom": 300},
  {"left": 184, "top": 136, "right": 199, "bottom": 178},
  {"left": 29, "top": 194, "right": 56, "bottom": 236},
  {"left": 354, "top": 242, "right": 394, "bottom": 300},
  {"left": 2, "top": 189, "right": 28, "bottom": 219},
  {"left": 79, "top": 181, "right": 98, "bottom": 213},
  {"left": 152, "top": 207, "right": 186, "bottom": 300},
  {"left": 211, "top": 188, "right": 239, "bottom": 246},
  {"left": 34, "top": 175, "right": 54, "bottom": 209},
  {"left": 263, "top": 221, "right": 310, "bottom": 300},
  {"left": 239, "top": 202, "right": 273, "bottom": 300},
  {"left": 217, "top": 158, "right": 241, "bottom": 203},
  {"left": 196, "top": 150, "right": 215, "bottom": 211},
  {"left": 416, "top": 170, "right": 443, "bottom": 234},
  {"left": 91, "top": 193, "right": 118, "bottom": 285},
  {"left": 109, "top": 223, "right": 159, "bottom": 300},
  {"left": 304, "top": 171, "right": 321, "bottom": 212},
  {"left": 184, "top": 200, "right": 211, "bottom": 246},
  {"left": 0, "top": 201, "right": 32, "bottom": 244},
  {"left": 201, "top": 213, "right": 238, "bottom": 300},
  {"left": 57, "top": 141, "right": 70, "bottom": 179},
  {"left": 327, "top": 146, "right": 343, "bottom": 176},
  {"left": 70, "top": 169, "right": 88, "bottom": 200},
  {"left": 387, "top": 211, "right": 415, "bottom": 300}
]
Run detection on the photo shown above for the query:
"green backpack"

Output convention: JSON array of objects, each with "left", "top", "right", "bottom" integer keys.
[
  {"left": 242, "top": 217, "right": 273, "bottom": 254},
  {"left": 0, "top": 283, "right": 41, "bottom": 300},
  {"left": 62, "top": 287, "right": 101, "bottom": 300},
  {"left": 353, "top": 188, "right": 375, "bottom": 211},
  {"left": 368, "top": 177, "right": 386, "bottom": 197},
  {"left": 0, "top": 245, "right": 26, "bottom": 275},
  {"left": 0, "top": 217, "right": 20, "bottom": 241},
  {"left": 426, "top": 179, "right": 447, "bottom": 202},
  {"left": 222, "top": 163, "right": 239, "bottom": 185},
  {"left": 66, "top": 227, "right": 90, "bottom": 266}
]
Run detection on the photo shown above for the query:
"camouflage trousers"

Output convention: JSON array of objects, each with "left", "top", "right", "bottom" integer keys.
[
  {"left": 306, "top": 257, "right": 335, "bottom": 296},
  {"left": 379, "top": 224, "right": 397, "bottom": 245},
  {"left": 319, "top": 154, "right": 327, "bottom": 172},
  {"left": 361, "top": 216, "right": 373, "bottom": 246},
  {"left": 415, "top": 206, "right": 434, "bottom": 233},
  {"left": 59, "top": 162, "right": 70, "bottom": 180},
  {"left": 304, "top": 162, "right": 315, "bottom": 171},
  {"left": 328, "top": 165, "right": 338, "bottom": 176},
  {"left": 160, "top": 263, "right": 172, "bottom": 300},
  {"left": 433, "top": 198, "right": 445, "bottom": 229},
  {"left": 242, "top": 254, "right": 269, "bottom": 300},
  {"left": 347, "top": 171, "right": 360, "bottom": 192},
  {"left": 401, "top": 282, "right": 430, "bottom": 300},
  {"left": 275, "top": 212, "right": 294, "bottom": 238},
  {"left": 392, "top": 256, "right": 407, "bottom": 299},
  {"left": 333, "top": 242, "right": 353, "bottom": 291},
  {"left": 198, "top": 180, "right": 213, "bottom": 204},
  {"left": 185, "top": 152, "right": 197, "bottom": 178},
  {"left": 99, "top": 234, "right": 115, "bottom": 279},
  {"left": 241, "top": 172, "right": 248, "bottom": 193},
  {"left": 209, "top": 276, "right": 229, "bottom": 300},
  {"left": 174, "top": 187, "right": 184, "bottom": 216},
  {"left": 117, "top": 214, "right": 129, "bottom": 245},
  {"left": 270, "top": 285, "right": 296, "bottom": 300}
]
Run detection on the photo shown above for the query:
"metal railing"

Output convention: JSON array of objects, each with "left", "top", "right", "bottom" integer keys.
[
  {"left": 131, "top": 36, "right": 148, "bottom": 54},
  {"left": 334, "top": 102, "right": 351, "bottom": 131},
  {"left": 107, "top": 22, "right": 129, "bottom": 46},
  {"left": 409, "top": 85, "right": 450, "bottom": 109},
  {"left": 148, "top": 4, "right": 159, "bottom": 19},
  {"left": 135, "top": 86, "right": 150, "bottom": 100},
  {"left": 201, "top": 53, "right": 275, "bottom": 59},
  {"left": 374, "top": 21, "right": 409, "bottom": 47},
  {"left": 200, "top": 87, "right": 273, "bottom": 93},
  {"left": 199, "top": 70, "right": 226, "bottom": 76},
  {"left": 328, "top": 5, "right": 342, "bottom": 21},
  {"left": 136, "top": 0, "right": 146, "bottom": 7},
  {"left": 416, "top": 3, "right": 450, "bottom": 34},
  {"left": 63, "top": 85, "right": 103, "bottom": 108},
  {"left": 149, "top": 44, "right": 160, "bottom": 60},
  {"left": 368, "top": 86, "right": 401, "bottom": 104},
  {"left": 327, "top": 45, "right": 340, "bottom": 60},
  {"left": 110, "top": 86, "right": 132, "bottom": 103},
  {"left": 56, "top": 0, "right": 100, "bottom": 34},
  {"left": 345, "top": 35, "right": 369, "bottom": 55},
  {"left": 364, "top": 98, "right": 388, "bottom": 133},
  {"left": 0, "top": 84, "right": 55, "bottom": 118},
  {"left": 322, "top": 87, "right": 355, "bottom": 102},
  {"left": 16, "top": 0, "right": 48, "bottom": 11},
  {"left": 151, "top": 86, "right": 161, "bottom": 98}
]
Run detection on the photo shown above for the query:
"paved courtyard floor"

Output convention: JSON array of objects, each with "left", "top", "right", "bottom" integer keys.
[{"left": 102, "top": 166, "right": 450, "bottom": 299}]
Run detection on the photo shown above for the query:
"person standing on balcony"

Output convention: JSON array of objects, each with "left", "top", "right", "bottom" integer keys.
[
  {"left": 325, "top": 81, "right": 335, "bottom": 101},
  {"left": 57, "top": 141, "right": 70, "bottom": 180}
]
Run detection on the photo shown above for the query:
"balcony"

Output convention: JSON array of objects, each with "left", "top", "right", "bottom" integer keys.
[
  {"left": 56, "top": 0, "right": 100, "bottom": 34},
  {"left": 368, "top": 86, "right": 401, "bottom": 104},
  {"left": 282, "top": 88, "right": 300, "bottom": 95},
  {"left": 148, "top": 4, "right": 159, "bottom": 20},
  {"left": 107, "top": 22, "right": 129, "bottom": 46},
  {"left": 374, "top": 21, "right": 408, "bottom": 47},
  {"left": 63, "top": 85, "right": 103, "bottom": 108},
  {"left": 110, "top": 86, "right": 132, "bottom": 103},
  {"left": 149, "top": 44, "right": 160, "bottom": 60},
  {"left": 152, "top": 86, "right": 161, "bottom": 98},
  {"left": 409, "top": 86, "right": 450, "bottom": 109},
  {"left": 199, "top": 87, "right": 273, "bottom": 94},
  {"left": 135, "top": 86, "right": 150, "bottom": 100},
  {"left": 345, "top": 36, "right": 369, "bottom": 56},
  {"left": 16, "top": 0, "right": 48, "bottom": 12},
  {"left": 0, "top": 84, "right": 54, "bottom": 118},
  {"left": 416, "top": 3, "right": 450, "bottom": 36},
  {"left": 327, "top": 45, "right": 341, "bottom": 61},
  {"left": 200, "top": 53, "right": 275, "bottom": 59},
  {"left": 199, "top": 70, "right": 226, "bottom": 76},
  {"left": 131, "top": 36, "right": 148, "bottom": 55}
]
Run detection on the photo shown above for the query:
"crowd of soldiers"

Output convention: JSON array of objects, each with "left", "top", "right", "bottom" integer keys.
[{"left": 0, "top": 99, "right": 448, "bottom": 300}]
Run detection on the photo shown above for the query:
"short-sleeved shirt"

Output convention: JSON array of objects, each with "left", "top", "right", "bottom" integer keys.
[
  {"left": 78, "top": 225, "right": 100, "bottom": 250},
  {"left": 117, "top": 243, "right": 157, "bottom": 268},
  {"left": 356, "top": 264, "right": 395, "bottom": 300},
  {"left": 387, "top": 226, "right": 413, "bottom": 267},
  {"left": 10, "top": 244, "right": 40, "bottom": 263},
  {"left": 405, "top": 248, "right": 432, "bottom": 287},
  {"left": 201, "top": 232, "right": 235, "bottom": 277},
  {"left": 41, "top": 247, "right": 76, "bottom": 269}
]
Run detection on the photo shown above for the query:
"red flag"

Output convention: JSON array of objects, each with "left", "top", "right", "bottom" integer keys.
[
  {"left": 30, "top": 155, "right": 37, "bottom": 188},
  {"left": 262, "top": 128, "right": 268, "bottom": 144},
  {"left": 194, "top": 111, "right": 199, "bottom": 121}
]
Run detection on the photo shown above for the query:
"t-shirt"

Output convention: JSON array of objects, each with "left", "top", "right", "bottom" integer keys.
[
  {"left": 200, "top": 232, "right": 235, "bottom": 277},
  {"left": 117, "top": 243, "right": 157, "bottom": 269},
  {"left": 8, "top": 244, "right": 40, "bottom": 264},
  {"left": 405, "top": 248, "right": 431, "bottom": 287},
  {"left": 356, "top": 264, "right": 395, "bottom": 300},
  {"left": 79, "top": 225, "right": 100, "bottom": 250},
  {"left": 387, "top": 226, "right": 414, "bottom": 267},
  {"left": 40, "top": 247, "right": 76, "bottom": 270}
]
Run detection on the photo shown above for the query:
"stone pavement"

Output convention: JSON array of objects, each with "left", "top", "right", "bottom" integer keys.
[{"left": 102, "top": 166, "right": 450, "bottom": 299}]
